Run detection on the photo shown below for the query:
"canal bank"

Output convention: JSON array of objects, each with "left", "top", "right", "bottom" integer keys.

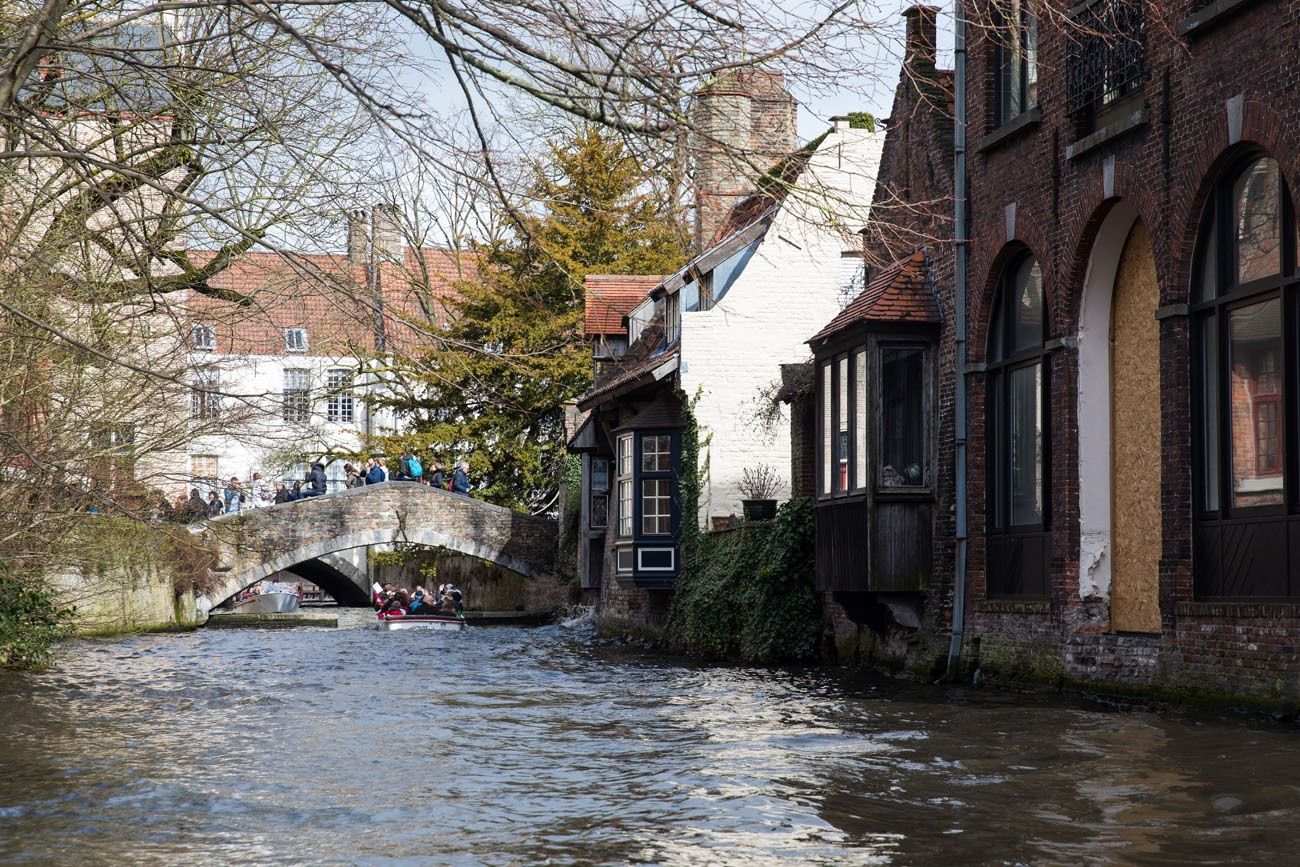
[{"left": 6, "top": 621, "right": 1300, "bottom": 864}]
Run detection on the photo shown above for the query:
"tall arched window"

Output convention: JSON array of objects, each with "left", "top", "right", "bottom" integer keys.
[
  {"left": 986, "top": 255, "right": 1049, "bottom": 597},
  {"left": 1192, "top": 154, "right": 1298, "bottom": 598}
]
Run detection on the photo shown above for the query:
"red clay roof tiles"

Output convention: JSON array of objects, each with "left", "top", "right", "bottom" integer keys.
[
  {"left": 584, "top": 274, "right": 662, "bottom": 336},
  {"left": 809, "top": 250, "right": 938, "bottom": 343}
]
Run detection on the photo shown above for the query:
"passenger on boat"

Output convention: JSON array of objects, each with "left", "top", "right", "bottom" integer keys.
[
  {"left": 408, "top": 586, "right": 428, "bottom": 613},
  {"left": 378, "top": 589, "right": 410, "bottom": 619},
  {"left": 373, "top": 583, "right": 395, "bottom": 610}
]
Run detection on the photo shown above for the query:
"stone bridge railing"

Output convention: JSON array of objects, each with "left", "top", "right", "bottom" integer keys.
[{"left": 195, "top": 483, "right": 557, "bottom": 609}]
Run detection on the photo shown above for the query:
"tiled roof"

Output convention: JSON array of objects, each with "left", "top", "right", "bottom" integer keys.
[
  {"left": 577, "top": 342, "right": 679, "bottom": 410},
  {"left": 584, "top": 274, "right": 662, "bottom": 335},
  {"left": 809, "top": 250, "right": 938, "bottom": 343},
  {"left": 187, "top": 247, "right": 471, "bottom": 356}
]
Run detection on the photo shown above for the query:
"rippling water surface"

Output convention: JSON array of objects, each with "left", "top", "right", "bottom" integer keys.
[{"left": 4, "top": 617, "right": 1300, "bottom": 865}]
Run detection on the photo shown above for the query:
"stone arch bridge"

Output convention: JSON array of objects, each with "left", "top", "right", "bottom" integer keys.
[{"left": 194, "top": 483, "right": 557, "bottom": 612}]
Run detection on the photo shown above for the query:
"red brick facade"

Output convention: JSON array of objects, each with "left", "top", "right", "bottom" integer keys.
[{"left": 959, "top": 0, "right": 1300, "bottom": 701}]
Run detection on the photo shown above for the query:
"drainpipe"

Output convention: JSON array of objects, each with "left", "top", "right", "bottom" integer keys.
[{"left": 945, "top": 2, "right": 969, "bottom": 681}]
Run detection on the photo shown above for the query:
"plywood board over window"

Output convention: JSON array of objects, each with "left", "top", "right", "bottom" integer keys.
[{"left": 1110, "top": 221, "right": 1162, "bottom": 634}]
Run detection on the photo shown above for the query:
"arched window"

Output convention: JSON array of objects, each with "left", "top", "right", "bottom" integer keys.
[
  {"left": 986, "top": 254, "right": 1049, "bottom": 597},
  {"left": 1192, "top": 155, "right": 1298, "bottom": 598}
]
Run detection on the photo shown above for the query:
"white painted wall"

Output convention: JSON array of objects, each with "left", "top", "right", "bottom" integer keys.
[
  {"left": 680, "top": 122, "right": 883, "bottom": 524},
  {"left": 166, "top": 351, "right": 403, "bottom": 500},
  {"left": 1076, "top": 200, "right": 1138, "bottom": 601}
]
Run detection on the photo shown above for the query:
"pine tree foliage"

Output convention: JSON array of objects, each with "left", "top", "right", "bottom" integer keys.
[{"left": 374, "top": 126, "right": 689, "bottom": 511}]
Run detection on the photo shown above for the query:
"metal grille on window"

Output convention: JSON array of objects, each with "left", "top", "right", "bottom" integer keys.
[
  {"left": 326, "top": 368, "right": 354, "bottom": 423},
  {"left": 283, "top": 369, "right": 310, "bottom": 423},
  {"left": 1065, "top": 0, "right": 1145, "bottom": 130}
]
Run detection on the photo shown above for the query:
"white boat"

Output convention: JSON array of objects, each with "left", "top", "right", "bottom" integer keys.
[
  {"left": 230, "top": 583, "right": 301, "bottom": 614},
  {"left": 376, "top": 614, "right": 466, "bottom": 631}
]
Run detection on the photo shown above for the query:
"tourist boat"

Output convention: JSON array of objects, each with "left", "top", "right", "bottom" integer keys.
[
  {"left": 230, "top": 583, "right": 301, "bottom": 614},
  {"left": 376, "top": 613, "right": 466, "bottom": 632}
]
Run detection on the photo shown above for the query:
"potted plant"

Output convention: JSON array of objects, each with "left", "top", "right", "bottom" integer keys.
[{"left": 739, "top": 464, "right": 783, "bottom": 521}]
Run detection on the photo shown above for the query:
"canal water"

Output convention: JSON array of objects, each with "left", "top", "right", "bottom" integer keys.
[{"left": 3, "top": 617, "right": 1300, "bottom": 866}]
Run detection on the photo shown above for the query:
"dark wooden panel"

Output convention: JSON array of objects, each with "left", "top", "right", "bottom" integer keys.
[
  {"left": 1198, "top": 519, "right": 1287, "bottom": 598},
  {"left": 815, "top": 499, "right": 870, "bottom": 592},
  {"left": 987, "top": 530, "right": 1047, "bottom": 598},
  {"left": 872, "top": 501, "right": 931, "bottom": 592},
  {"left": 1193, "top": 523, "right": 1221, "bottom": 599}
]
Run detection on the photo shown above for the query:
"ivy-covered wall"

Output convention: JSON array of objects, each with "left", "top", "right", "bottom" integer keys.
[{"left": 666, "top": 498, "right": 820, "bottom": 663}]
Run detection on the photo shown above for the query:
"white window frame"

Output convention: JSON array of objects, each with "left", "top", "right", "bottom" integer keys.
[
  {"left": 641, "top": 478, "right": 671, "bottom": 536},
  {"left": 641, "top": 435, "right": 670, "bottom": 472},
  {"left": 283, "top": 368, "right": 311, "bottom": 424},
  {"left": 190, "top": 369, "right": 221, "bottom": 420},
  {"left": 637, "top": 547, "right": 676, "bottom": 572},
  {"left": 284, "top": 327, "right": 308, "bottom": 353},
  {"left": 615, "top": 547, "right": 634, "bottom": 573},
  {"left": 191, "top": 323, "right": 216, "bottom": 351},
  {"left": 616, "top": 434, "right": 633, "bottom": 537},
  {"left": 325, "top": 368, "right": 355, "bottom": 423}
]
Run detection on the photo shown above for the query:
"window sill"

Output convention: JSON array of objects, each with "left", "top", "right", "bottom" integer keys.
[
  {"left": 976, "top": 598, "right": 1051, "bottom": 614},
  {"left": 974, "top": 108, "right": 1043, "bottom": 154},
  {"left": 1066, "top": 102, "right": 1149, "bottom": 160},
  {"left": 1179, "top": 0, "right": 1261, "bottom": 36},
  {"left": 1178, "top": 600, "right": 1300, "bottom": 619}
]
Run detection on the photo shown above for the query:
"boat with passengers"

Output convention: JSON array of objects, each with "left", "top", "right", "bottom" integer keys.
[{"left": 372, "top": 582, "right": 466, "bottom": 631}]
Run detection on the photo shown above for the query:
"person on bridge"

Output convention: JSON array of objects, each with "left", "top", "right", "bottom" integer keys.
[
  {"left": 428, "top": 461, "right": 445, "bottom": 489},
  {"left": 303, "top": 461, "right": 327, "bottom": 497},
  {"left": 250, "top": 472, "right": 273, "bottom": 508},
  {"left": 364, "top": 457, "right": 386, "bottom": 485},
  {"left": 452, "top": 461, "right": 471, "bottom": 496},
  {"left": 186, "top": 488, "right": 207, "bottom": 520},
  {"left": 223, "top": 476, "right": 246, "bottom": 513},
  {"left": 206, "top": 491, "right": 223, "bottom": 517},
  {"left": 344, "top": 463, "right": 364, "bottom": 488}
]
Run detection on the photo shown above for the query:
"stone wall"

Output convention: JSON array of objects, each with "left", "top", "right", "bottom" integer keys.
[{"left": 202, "top": 482, "right": 557, "bottom": 609}]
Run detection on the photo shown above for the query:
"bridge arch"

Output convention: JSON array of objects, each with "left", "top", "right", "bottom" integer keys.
[{"left": 196, "top": 483, "right": 557, "bottom": 613}]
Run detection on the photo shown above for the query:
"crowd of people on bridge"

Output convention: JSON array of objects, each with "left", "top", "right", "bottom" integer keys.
[
  {"left": 373, "top": 582, "right": 464, "bottom": 620},
  {"left": 168, "top": 453, "right": 475, "bottom": 521}
]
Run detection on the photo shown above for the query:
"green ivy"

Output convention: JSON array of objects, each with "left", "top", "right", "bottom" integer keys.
[
  {"left": 667, "top": 498, "right": 819, "bottom": 663},
  {"left": 0, "top": 575, "right": 74, "bottom": 670}
]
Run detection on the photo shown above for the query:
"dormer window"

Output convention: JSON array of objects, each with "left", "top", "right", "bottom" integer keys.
[
  {"left": 284, "top": 327, "right": 308, "bottom": 352},
  {"left": 191, "top": 324, "right": 216, "bottom": 351}
]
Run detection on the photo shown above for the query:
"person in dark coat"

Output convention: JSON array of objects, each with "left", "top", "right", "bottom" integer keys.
[
  {"left": 186, "top": 488, "right": 207, "bottom": 520},
  {"left": 452, "top": 461, "right": 471, "bottom": 496},
  {"left": 304, "top": 461, "right": 327, "bottom": 497},
  {"left": 365, "top": 458, "right": 386, "bottom": 485},
  {"left": 429, "top": 461, "right": 445, "bottom": 489}
]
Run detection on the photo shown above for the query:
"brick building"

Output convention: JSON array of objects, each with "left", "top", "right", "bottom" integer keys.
[
  {"left": 178, "top": 205, "right": 466, "bottom": 497},
  {"left": 572, "top": 69, "right": 884, "bottom": 629},
  {"left": 953, "top": 0, "right": 1300, "bottom": 699}
]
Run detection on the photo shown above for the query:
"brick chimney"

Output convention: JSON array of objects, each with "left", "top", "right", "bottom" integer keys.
[
  {"left": 371, "top": 203, "right": 404, "bottom": 264},
  {"left": 690, "top": 68, "right": 798, "bottom": 249},
  {"left": 903, "top": 5, "right": 939, "bottom": 73},
  {"left": 346, "top": 208, "right": 369, "bottom": 265}
]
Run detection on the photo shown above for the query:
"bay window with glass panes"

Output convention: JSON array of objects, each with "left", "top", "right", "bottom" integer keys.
[
  {"left": 813, "top": 328, "right": 935, "bottom": 593},
  {"left": 611, "top": 429, "right": 681, "bottom": 584},
  {"left": 1191, "top": 153, "right": 1300, "bottom": 598}
]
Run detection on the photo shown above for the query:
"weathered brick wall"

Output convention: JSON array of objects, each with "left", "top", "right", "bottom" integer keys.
[
  {"left": 855, "top": 4, "right": 957, "bottom": 665},
  {"left": 962, "top": 0, "right": 1300, "bottom": 698}
]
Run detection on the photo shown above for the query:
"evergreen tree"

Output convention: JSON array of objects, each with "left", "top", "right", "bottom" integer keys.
[{"left": 375, "top": 125, "right": 688, "bottom": 511}]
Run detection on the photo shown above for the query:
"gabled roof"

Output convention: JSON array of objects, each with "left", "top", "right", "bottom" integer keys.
[
  {"left": 809, "top": 250, "right": 938, "bottom": 343},
  {"left": 584, "top": 274, "right": 662, "bottom": 335}
]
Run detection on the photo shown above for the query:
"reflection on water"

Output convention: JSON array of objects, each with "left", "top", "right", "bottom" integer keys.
[{"left": 3, "top": 622, "right": 1300, "bottom": 865}]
